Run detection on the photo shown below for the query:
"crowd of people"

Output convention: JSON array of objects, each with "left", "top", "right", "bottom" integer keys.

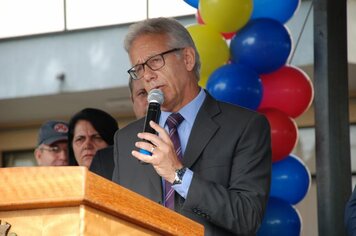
[
  {"left": 26, "top": 17, "right": 355, "bottom": 235},
  {"left": 34, "top": 77, "right": 147, "bottom": 180}
]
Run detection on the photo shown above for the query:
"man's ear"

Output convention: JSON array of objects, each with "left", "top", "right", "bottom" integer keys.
[
  {"left": 183, "top": 47, "right": 196, "bottom": 72},
  {"left": 34, "top": 148, "right": 42, "bottom": 165}
]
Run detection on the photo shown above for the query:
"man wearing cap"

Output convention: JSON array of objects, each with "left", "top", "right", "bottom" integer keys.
[{"left": 34, "top": 120, "right": 69, "bottom": 166}]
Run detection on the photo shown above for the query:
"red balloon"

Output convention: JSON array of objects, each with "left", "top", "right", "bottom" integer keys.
[
  {"left": 196, "top": 10, "right": 204, "bottom": 25},
  {"left": 260, "top": 108, "right": 298, "bottom": 162},
  {"left": 222, "top": 31, "right": 236, "bottom": 40},
  {"left": 258, "top": 65, "right": 314, "bottom": 118}
]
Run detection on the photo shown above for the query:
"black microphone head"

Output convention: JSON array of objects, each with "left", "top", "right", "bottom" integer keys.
[{"left": 148, "top": 89, "right": 164, "bottom": 105}]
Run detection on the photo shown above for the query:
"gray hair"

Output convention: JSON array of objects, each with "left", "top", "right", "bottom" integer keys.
[{"left": 124, "top": 17, "right": 201, "bottom": 79}]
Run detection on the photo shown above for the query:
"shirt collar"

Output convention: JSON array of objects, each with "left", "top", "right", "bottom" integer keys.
[{"left": 160, "top": 88, "right": 206, "bottom": 127}]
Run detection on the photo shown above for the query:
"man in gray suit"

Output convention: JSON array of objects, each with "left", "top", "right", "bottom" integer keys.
[{"left": 113, "top": 17, "right": 272, "bottom": 235}]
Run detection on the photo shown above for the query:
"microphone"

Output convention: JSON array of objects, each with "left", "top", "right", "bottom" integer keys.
[{"left": 139, "top": 89, "right": 164, "bottom": 155}]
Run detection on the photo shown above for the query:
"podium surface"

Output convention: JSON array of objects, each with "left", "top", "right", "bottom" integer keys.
[{"left": 0, "top": 167, "right": 204, "bottom": 235}]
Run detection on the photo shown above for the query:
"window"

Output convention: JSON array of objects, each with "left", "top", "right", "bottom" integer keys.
[
  {"left": 294, "top": 125, "right": 356, "bottom": 174},
  {"left": 0, "top": 0, "right": 64, "bottom": 38},
  {"left": 0, "top": 0, "right": 196, "bottom": 39},
  {"left": 148, "top": 0, "right": 196, "bottom": 18},
  {"left": 66, "top": 0, "right": 147, "bottom": 30},
  {"left": 2, "top": 150, "right": 36, "bottom": 167}
]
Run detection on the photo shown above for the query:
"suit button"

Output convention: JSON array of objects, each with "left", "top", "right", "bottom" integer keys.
[{"left": 193, "top": 208, "right": 203, "bottom": 215}]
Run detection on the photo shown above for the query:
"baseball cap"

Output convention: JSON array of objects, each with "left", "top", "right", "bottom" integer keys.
[{"left": 37, "top": 120, "right": 69, "bottom": 146}]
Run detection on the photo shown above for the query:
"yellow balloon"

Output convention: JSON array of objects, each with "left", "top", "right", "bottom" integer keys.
[
  {"left": 187, "top": 24, "right": 230, "bottom": 81},
  {"left": 200, "top": 0, "right": 253, "bottom": 33},
  {"left": 198, "top": 73, "right": 210, "bottom": 88}
]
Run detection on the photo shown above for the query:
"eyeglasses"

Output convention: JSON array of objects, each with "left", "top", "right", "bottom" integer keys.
[
  {"left": 127, "top": 48, "right": 183, "bottom": 80},
  {"left": 40, "top": 146, "right": 67, "bottom": 154}
]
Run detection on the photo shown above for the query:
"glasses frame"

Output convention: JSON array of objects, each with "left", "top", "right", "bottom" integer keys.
[
  {"left": 127, "top": 48, "right": 183, "bottom": 80},
  {"left": 39, "top": 146, "right": 66, "bottom": 154}
]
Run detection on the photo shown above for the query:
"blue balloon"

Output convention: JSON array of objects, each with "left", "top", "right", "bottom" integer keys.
[
  {"left": 257, "top": 197, "right": 301, "bottom": 236},
  {"left": 251, "top": 0, "right": 300, "bottom": 24},
  {"left": 230, "top": 18, "right": 292, "bottom": 74},
  {"left": 206, "top": 63, "right": 263, "bottom": 110},
  {"left": 270, "top": 155, "right": 311, "bottom": 205},
  {"left": 184, "top": 0, "right": 199, "bottom": 9}
]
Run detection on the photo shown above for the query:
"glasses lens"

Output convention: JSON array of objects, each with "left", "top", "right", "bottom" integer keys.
[
  {"left": 129, "top": 65, "right": 144, "bottom": 80},
  {"left": 128, "top": 69, "right": 138, "bottom": 80},
  {"left": 135, "top": 65, "right": 145, "bottom": 79},
  {"left": 127, "top": 48, "right": 180, "bottom": 80},
  {"left": 146, "top": 55, "right": 164, "bottom": 71},
  {"left": 51, "top": 146, "right": 61, "bottom": 153},
  {"left": 41, "top": 146, "right": 65, "bottom": 153}
]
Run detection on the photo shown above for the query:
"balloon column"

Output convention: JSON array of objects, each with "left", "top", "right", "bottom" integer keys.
[{"left": 182, "top": 0, "right": 313, "bottom": 235}]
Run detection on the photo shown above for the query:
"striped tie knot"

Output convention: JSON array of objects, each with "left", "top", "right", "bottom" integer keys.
[{"left": 166, "top": 113, "right": 184, "bottom": 130}]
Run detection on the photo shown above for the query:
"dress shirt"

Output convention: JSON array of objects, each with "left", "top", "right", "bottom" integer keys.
[{"left": 159, "top": 88, "right": 206, "bottom": 199}]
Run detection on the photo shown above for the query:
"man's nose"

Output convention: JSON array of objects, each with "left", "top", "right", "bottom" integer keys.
[
  {"left": 142, "top": 66, "right": 157, "bottom": 83},
  {"left": 58, "top": 149, "right": 68, "bottom": 160}
]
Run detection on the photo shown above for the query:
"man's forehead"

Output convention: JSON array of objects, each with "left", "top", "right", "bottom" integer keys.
[{"left": 130, "top": 34, "right": 168, "bottom": 63}]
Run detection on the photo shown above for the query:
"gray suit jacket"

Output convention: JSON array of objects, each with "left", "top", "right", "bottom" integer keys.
[
  {"left": 345, "top": 186, "right": 356, "bottom": 236},
  {"left": 112, "top": 93, "right": 271, "bottom": 236},
  {"left": 89, "top": 146, "right": 114, "bottom": 181}
]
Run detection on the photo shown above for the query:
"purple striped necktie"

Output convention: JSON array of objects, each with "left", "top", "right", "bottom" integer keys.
[{"left": 164, "top": 113, "right": 184, "bottom": 209}]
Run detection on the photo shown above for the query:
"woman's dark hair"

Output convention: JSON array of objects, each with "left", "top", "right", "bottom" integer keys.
[{"left": 68, "top": 108, "right": 118, "bottom": 165}]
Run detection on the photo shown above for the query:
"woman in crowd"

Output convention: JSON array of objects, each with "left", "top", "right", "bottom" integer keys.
[{"left": 68, "top": 108, "right": 118, "bottom": 168}]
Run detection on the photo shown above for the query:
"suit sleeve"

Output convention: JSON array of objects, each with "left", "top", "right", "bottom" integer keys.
[
  {"left": 182, "top": 114, "right": 272, "bottom": 235},
  {"left": 89, "top": 151, "right": 103, "bottom": 175},
  {"left": 89, "top": 147, "right": 114, "bottom": 181},
  {"left": 112, "top": 131, "right": 120, "bottom": 182},
  {"left": 345, "top": 186, "right": 356, "bottom": 235}
]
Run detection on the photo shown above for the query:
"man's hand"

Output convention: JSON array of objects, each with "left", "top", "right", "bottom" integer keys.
[{"left": 132, "top": 121, "right": 183, "bottom": 183}]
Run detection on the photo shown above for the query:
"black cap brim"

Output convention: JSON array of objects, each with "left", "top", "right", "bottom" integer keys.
[{"left": 41, "top": 136, "right": 68, "bottom": 145}]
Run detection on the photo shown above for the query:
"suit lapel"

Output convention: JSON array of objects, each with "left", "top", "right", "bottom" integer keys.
[
  {"left": 130, "top": 93, "right": 221, "bottom": 200},
  {"left": 183, "top": 93, "right": 220, "bottom": 168}
]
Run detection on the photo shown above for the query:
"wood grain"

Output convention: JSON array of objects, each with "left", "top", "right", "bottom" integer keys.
[
  {"left": 0, "top": 207, "right": 79, "bottom": 235},
  {"left": 81, "top": 205, "right": 159, "bottom": 235},
  {"left": 0, "top": 167, "right": 204, "bottom": 236},
  {"left": 0, "top": 206, "right": 161, "bottom": 235}
]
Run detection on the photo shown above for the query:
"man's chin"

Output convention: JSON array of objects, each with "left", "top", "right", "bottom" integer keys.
[{"left": 53, "top": 162, "right": 69, "bottom": 166}]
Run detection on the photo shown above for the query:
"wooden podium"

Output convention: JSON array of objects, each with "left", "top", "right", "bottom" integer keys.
[{"left": 0, "top": 167, "right": 204, "bottom": 236}]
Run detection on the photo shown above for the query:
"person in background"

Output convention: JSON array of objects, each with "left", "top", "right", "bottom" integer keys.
[
  {"left": 34, "top": 120, "right": 69, "bottom": 166},
  {"left": 129, "top": 76, "right": 148, "bottom": 119},
  {"left": 68, "top": 108, "right": 118, "bottom": 168},
  {"left": 345, "top": 186, "right": 356, "bottom": 235},
  {"left": 89, "top": 77, "right": 148, "bottom": 180},
  {"left": 112, "top": 17, "right": 272, "bottom": 235}
]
